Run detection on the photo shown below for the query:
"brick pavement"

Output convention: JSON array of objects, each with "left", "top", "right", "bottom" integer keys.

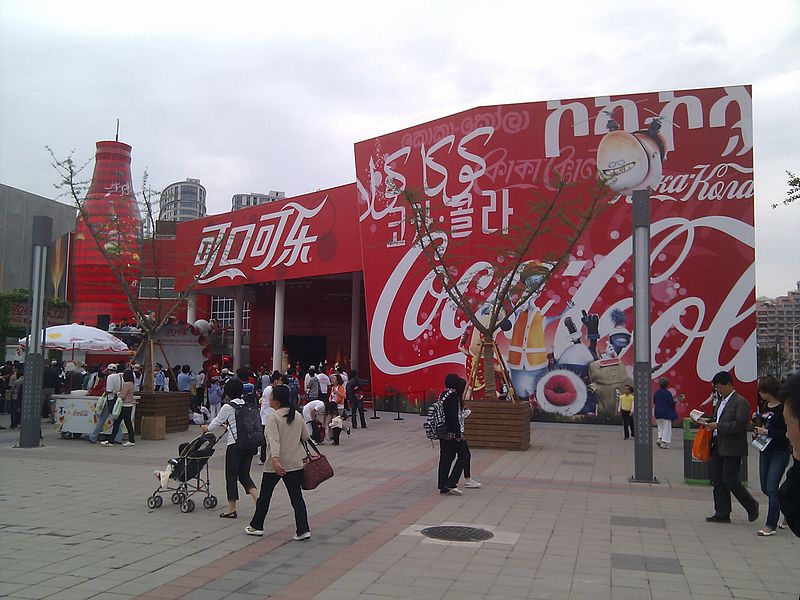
[{"left": 0, "top": 411, "right": 798, "bottom": 600}]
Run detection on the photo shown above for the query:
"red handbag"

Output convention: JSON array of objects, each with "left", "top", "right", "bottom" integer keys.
[
  {"left": 301, "top": 440, "right": 334, "bottom": 490},
  {"left": 692, "top": 426, "right": 712, "bottom": 462}
]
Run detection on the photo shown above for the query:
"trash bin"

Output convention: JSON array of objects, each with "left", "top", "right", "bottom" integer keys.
[{"left": 683, "top": 418, "right": 747, "bottom": 486}]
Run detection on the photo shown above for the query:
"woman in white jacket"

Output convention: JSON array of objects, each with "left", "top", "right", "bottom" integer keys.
[{"left": 245, "top": 384, "right": 311, "bottom": 540}]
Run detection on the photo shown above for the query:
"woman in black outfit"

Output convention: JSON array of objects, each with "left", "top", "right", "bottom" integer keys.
[
  {"left": 438, "top": 374, "right": 466, "bottom": 495},
  {"left": 754, "top": 376, "right": 791, "bottom": 536}
]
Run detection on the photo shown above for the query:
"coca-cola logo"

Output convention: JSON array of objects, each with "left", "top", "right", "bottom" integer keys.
[
  {"left": 369, "top": 214, "right": 756, "bottom": 385},
  {"left": 193, "top": 199, "right": 327, "bottom": 284}
]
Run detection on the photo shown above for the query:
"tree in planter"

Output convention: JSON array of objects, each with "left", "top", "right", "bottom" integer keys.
[
  {"left": 48, "top": 148, "right": 217, "bottom": 392},
  {"left": 400, "top": 175, "right": 610, "bottom": 401}
]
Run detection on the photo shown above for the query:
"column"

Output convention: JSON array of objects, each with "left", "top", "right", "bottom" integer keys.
[
  {"left": 186, "top": 292, "right": 197, "bottom": 324},
  {"left": 350, "top": 272, "right": 361, "bottom": 371},
  {"left": 233, "top": 287, "right": 243, "bottom": 370},
  {"left": 272, "top": 280, "right": 285, "bottom": 373}
]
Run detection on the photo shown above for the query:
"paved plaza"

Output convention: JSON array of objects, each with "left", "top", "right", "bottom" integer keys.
[{"left": 0, "top": 412, "right": 798, "bottom": 600}]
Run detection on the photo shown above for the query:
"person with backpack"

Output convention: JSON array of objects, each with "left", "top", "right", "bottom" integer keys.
[
  {"left": 201, "top": 379, "right": 260, "bottom": 518},
  {"left": 436, "top": 374, "right": 468, "bottom": 496},
  {"left": 245, "top": 384, "right": 312, "bottom": 540},
  {"left": 346, "top": 370, "right": 370, "bottom": 429},
  {"left": 285, "top": 368, "right": 301, "bottom": 406}
]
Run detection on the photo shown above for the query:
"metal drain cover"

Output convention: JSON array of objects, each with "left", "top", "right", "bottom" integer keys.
[{"left": 421, "top": 525, "right": 493, "bottom": 542}]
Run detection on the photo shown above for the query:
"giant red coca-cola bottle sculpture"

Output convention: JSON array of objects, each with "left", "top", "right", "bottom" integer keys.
[{"left": 71, "top": 141, "right": 142, "bottom": 327}]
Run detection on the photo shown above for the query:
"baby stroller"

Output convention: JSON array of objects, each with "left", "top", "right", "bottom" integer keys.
[{"left": 146, "top": 432, "right": 222, "bottom": 513}]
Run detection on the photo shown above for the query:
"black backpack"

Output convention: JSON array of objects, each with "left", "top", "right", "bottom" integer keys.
[{"left": 232, "top": 402, "right": 265, "bottom": 452}]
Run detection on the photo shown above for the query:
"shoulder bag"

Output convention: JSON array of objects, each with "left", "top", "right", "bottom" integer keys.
[{"left": 300, "top": 439, "right": 334, "bottom": 490}]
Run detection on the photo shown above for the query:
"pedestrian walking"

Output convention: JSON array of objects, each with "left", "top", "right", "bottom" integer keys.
[
  {"left": 245, "top": 385, "right": 312, "bottom": 540},
  {"left": 618, "top": 384, "right": 635, "bottom": 440},
  {"left": 705, "top": 371, "right": 759, "bottom": 524}
]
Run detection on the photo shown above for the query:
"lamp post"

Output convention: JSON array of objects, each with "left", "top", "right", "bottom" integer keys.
[
  {"left": 19, "top": 216, "right": 52, "bottom": 448},
  {"left": 630, "top": 189, "right": 658, "bottom": 483}
]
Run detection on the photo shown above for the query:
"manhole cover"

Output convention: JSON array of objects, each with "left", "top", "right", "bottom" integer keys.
[{"left": 421, "top": 526, "right": 493, "bottom": 542}]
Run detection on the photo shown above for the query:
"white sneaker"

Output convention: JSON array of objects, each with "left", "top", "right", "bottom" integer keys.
[
  {"left": 244, "top": 526, "right": 263, "bottom": 536},
  {"left": 293, "top": 531, "right": 311, "bottom": 541},
  {"left": 100, "top": 441, "right": 113, "bottom": 446},
  {"left": 122, "top": 441, "right": 136, "bottom": 447},
  {"left": 464, "top": 478, "right": 482, "bottom": 489},
  {"left": 445, "top": 487, "right": 463, "bottom": 496}
]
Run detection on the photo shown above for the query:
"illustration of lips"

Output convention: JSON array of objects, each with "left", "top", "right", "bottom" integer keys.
[
  {"left": 536, "top": 370, "right": 587, "bottom": 416},
  {"left": 544, "top": 372, "right": 577, "bottom": 406}
]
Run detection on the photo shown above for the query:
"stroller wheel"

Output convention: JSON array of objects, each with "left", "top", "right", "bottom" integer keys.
[
  {"left": 209, "top": 495, "right": 218, "bottom": 508},
  {"left": 147, "top": 497, "right": 158, "bottom": 509},
  {"left": 171, "top": 492, "right": 182, "bottom": 505},
  {"left": 180, "top": 499, "right": 195, "bottom": 513},
  {"left": 203, "top": 496, "right": 214, "bottom": 509},
  {"left": 154, "top": 495, "right": 163, "bottom": 508}
]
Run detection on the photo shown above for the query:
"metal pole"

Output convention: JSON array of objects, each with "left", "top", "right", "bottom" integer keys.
[
  {"left": 630, "top": 190, "right": 658, "bottom": 483},
  {"left": 19, "top": 216, "right": 52, "bottom": 448},
  {"left": 394, "top": 393, "right": 404, "bottom": 420}
]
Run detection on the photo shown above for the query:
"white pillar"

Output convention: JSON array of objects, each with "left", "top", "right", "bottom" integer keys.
[
  {"left": 350, "top": 272, "right": 361, "bottom": 371},
  {"left": 233, "top": 287, "right": 243, "bottom": 370},
  {"left": 186, "top": 292, "right": 197, "bottom": 324},
  {"left": 272, "top": 280, "right": 285, "bottom": 373}
]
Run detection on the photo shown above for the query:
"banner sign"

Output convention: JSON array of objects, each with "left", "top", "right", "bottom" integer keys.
[
  {"left": 354, "top": 86, "right": 755, "bottom": 420},
  {"left": 9, "top": 302, "right": 70, "bottom": 328},
  {"left": 176, "top": 183, "right": 362, "bottom": 289}
]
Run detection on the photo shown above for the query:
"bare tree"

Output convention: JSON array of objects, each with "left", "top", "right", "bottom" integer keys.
[
  {"left": 401, "top": 175, "right": 610, "bottom": 401},
  {"left": 772, "top": 170, "right": 799, "bottom": 208},
  {"left": 48, "top": 148, "right": 216, "bottom": 392}
]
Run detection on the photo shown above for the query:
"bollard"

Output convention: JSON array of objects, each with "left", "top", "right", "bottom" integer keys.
[{"left": 394, "top": 393, "right": 404, "bottom": 420}]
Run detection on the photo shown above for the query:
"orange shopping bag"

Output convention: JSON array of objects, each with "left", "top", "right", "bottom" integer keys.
[{"left": 692, "top": 426, "right": 712, "bottom": 462}]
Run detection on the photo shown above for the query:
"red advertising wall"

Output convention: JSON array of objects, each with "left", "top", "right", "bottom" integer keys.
[
  {"left": 354, "top": 86, "right": 755, "bottom": 419},
  {"left": 175, "top": 183, "right": 362, "bottom": 290}
]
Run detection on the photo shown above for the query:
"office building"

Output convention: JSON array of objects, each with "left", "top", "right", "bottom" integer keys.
[{"left": 159, "top": 178, "right": 207, "bottom": 222}]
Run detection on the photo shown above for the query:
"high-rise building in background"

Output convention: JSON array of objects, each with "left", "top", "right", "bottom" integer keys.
[
  {"left": 231, "top": 190, "right": 285, "bottom": 211},
  {"left": 71, "top": 141, "right": 142, "bottom": 327},
  {"left": 757, "top": 281, "right": 800, "bottom": 369},
  {"left": 159, "top": 178, "right": 206, "bottom": 222}
]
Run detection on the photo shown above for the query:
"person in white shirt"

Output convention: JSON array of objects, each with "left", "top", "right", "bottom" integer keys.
[
  {"left": 259, "top": 371, "right": 280, "bottom": 464},
  {"left": 302, "top": 399, "right": 326, "bottom": 442},
  {"left": 317, "top": 370, "right": 331, "bottom": 403},
  {"left": 88, "top": 364, "right": 123, "bottom": 444}
]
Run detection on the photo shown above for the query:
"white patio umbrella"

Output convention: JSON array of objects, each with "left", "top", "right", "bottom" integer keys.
[{"left": 19, "top": 323, "right": 132, "bottom": 355}]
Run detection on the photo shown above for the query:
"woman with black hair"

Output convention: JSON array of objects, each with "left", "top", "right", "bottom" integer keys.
[
  {"left": 437, "top": 373, "right": 467, "bottom": 495},
  {"left": 103, "top": 369, "right": 137, "bottom": 447},
  {"left": 202, "top": 379, "right": 259, "bottom": 518},
  {"left": 245, "top": 384, "right": 312, "bottom": 540}
]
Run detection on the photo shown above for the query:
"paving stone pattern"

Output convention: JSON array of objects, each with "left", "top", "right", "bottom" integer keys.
[{"left": 0, "top": 412, "right": 798, "bottom": 599}]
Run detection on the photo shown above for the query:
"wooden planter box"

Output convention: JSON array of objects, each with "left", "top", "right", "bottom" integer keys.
[
  {"left": 464, "top": 401, "right": 531, "bottom": 451},
  {"left": 135, "top": 392, "right": 190, "bottom": 435}
]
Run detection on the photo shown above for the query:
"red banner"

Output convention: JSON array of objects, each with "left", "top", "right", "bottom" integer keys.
[
  {"left": 176, "top": 183, "right": 362, "bottom": 289},
  {"left": 9, "top": 302, "right": 70, "bottom": 328},
  {"left": 354, "top": 86, "right": 755, "bottom": 419}
]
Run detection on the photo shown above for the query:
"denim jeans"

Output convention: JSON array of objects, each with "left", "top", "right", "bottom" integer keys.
[
  {"left": 89, "top": 403, "right": 122, "bottom": 443},
  {"left": 759, "top": 449, "right": 791, "bottom": 529}
]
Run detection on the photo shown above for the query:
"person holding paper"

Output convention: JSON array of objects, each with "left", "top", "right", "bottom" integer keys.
[
  {"left": 753, "top": 376, "right": 791, "bottom": 536},
  {"left": 704, "top": 371, "right": 759, "bottom": 524}
]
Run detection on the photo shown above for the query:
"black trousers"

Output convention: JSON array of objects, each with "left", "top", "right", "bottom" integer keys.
[
  {"left": 250, "top": 470, "right": 309, "bottom": 535},
  {"left": 620, "top": 410, "right": 634, "bottom": 438},
  {"left": 110, "top": 406, "right": 135, "bottom": 443},
  {"left": 438, "top": 438, "right": 466, "bottom": 491},
  {"left": 350, "top": 399, "right": 367, "bottom": 428},
  {"left": 710, "top": 445, "right": 757, "bottom": 517},
  {"left": 224, "top": 444, "right": 256, "bottom": 501}
]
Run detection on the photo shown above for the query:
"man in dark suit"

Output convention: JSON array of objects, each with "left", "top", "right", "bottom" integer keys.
[{"left": 705, "top": 371, "right": 759, "bottom": 523}]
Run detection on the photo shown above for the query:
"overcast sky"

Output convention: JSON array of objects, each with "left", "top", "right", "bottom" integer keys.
[{"left": 0, "top": 0, "right": 797, "bottom": 298}]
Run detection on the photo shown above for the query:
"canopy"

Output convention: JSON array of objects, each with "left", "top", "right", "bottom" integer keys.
[{"left": 19, "top": 323, "right": 132, "bottom": 354}]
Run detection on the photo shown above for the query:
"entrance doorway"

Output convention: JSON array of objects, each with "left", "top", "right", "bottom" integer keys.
[{"left": 284, "top": 335, "right": 327, "bottom": 372}]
